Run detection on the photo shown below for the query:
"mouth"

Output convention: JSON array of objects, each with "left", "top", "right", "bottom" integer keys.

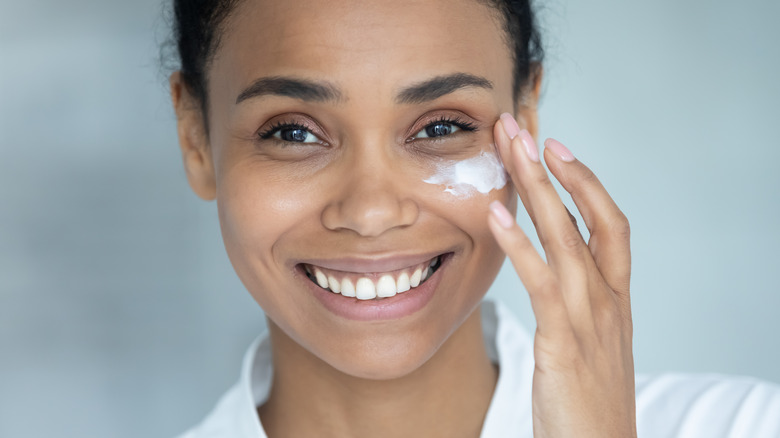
[{"left": 300, "top": 253, "right": 447, "bottom": 300}]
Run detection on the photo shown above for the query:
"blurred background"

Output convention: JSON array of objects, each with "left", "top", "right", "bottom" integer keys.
[{"left": 2, "top": 0, "right": 779, "bottom": 436}]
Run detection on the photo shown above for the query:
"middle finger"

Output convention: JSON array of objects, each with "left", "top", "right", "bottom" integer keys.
[{"left": 495, "top": 114, "right": 588, "bottom": 272}]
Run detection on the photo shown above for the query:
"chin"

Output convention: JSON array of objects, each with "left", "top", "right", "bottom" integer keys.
[{"left": 319, "top": 332, "right": 448, "bottom": 381}]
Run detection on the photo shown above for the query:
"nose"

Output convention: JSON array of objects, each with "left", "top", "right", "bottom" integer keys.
[{"left": 321, "top": 158, "right": 419, "bottom": 238}]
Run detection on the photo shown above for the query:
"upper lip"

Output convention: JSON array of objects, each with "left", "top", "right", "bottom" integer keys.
[{"left": 299, "top": 250, "right": 449, "bottom": 274}]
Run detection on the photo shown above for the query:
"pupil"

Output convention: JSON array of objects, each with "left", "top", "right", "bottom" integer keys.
[
  {"left": 426, "top": 123, "right": 452, "bottom": 137},
  {"left": 282, "top": 128, "right": 308, "bottom": 142}
]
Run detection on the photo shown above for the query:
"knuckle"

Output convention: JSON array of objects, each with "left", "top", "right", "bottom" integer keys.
[
  {"left": 532, "top": 277, "right": 557, "bottom": 298},
  {"left": 528, "top": 275, "right": 560, "bottom": 303},
  {"left": 610, "top": 213, "right": 631, "bottom": 241},
  {"left": 594, "top": 301, "right": 619, "bottom": 330},
  {"left": 593, "top": 294, "right": 626, "bottom": 333},
  {"left": 598, "top": 211, "right": 630, "bottom": 242},
  {"left": 558, "top": 227, "right": 584, "bottom": 253},
  {"left": 579, "top": 166, "right": 600, "bottom": 186},
  {"left": 529, "top": 170, "right": 554, "bottom": 188}
]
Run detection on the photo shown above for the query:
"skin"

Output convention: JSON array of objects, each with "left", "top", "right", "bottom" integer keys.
[{"left": 170, "top": 0, "right": 636, "bottom": 437}]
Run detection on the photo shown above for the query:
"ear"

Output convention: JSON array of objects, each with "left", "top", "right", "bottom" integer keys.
[
  {"left": 514, "top": 64, "right": 543, "bottom": 140},
  {"left": 170, "top": 71, "right": 217, "bottom": 201}
]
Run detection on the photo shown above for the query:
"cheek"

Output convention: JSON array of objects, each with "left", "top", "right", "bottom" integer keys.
[
  {"left": 419, "top": 130, "right": 508, "bottom": 197},
  {"left": 422, "top": 149, "right": 515, "bottom": 289},
  {"left": 442, "top": 184, "right": 511, "bottom": 259},
  {"left": 425, "top": 165, "right": 512, "bottom": 272},
  {"left": 216, "top": 161, "right": 318, "bottom": 274},
  {"left": 215, "top": 163, "right": 331, "bottom": 328},
  {"left": 420, "top": 145, "right": 513, "bottom": 218}
]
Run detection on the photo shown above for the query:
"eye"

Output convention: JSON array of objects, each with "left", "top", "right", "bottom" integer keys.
[
  {"left": 258, "top": 122, "right": 325, "bottom": 145},
  {"left": 412, "top": 117, "right": 477, "bottom": 140}
]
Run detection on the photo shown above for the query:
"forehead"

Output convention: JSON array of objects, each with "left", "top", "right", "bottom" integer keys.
[{"left": 210, "top": 0, "right": 512, "bottom": 103}]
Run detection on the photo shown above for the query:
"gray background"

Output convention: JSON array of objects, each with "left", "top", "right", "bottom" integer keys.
[{"left": 2, "top": 0, "right": 778, "bottom": 437}]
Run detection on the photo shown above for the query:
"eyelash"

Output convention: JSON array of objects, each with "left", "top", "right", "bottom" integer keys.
[
  {"left": 256, "top": 116, "right": 478, "bottom": 145},
  {"left": 257, "top": 121, "right": 316, "bottom": 141},
  {"left": 411, "top": 116, "right": 478, "bottom": 141}
]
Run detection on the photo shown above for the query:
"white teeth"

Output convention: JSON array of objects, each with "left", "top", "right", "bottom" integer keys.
[
  {"left": 328, "top": 275, "right": 341, "bottom": 294},
  {"left": 314, "top": 268, "right": 329, "bottom": 289},
  {"left": 396, "top": 272, "right": 411, "bottom": 293},
  {"left": 355, "top": 278, "right": 376, "bottom": 300},
  {"left": 410, "top": 268, "right": 422, "bottom": 287},
  {"left": 376, "top": 275, "right": 397, "bottom": 298},
  {"left": 341, "top": 278, "right": 356, "bottom": 297},
  {"left": 307, "top": 256, "right": 442, "bottom": 299}
]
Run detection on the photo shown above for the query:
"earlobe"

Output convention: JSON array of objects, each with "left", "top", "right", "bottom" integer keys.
[
  {"left": 514, "top": 64, "right": 544, "bottom": 140},
  {"left": 170, "top": 72, "right": 217, "bottom": 201}
]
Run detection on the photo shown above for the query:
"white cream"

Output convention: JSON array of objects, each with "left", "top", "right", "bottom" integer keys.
[{"left": 423, "top": 149, "right": 507, "bottom": 198}]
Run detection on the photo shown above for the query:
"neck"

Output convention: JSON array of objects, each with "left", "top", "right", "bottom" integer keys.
[{"left": 258, "top": 304, "right": 498, "bottom": 438}]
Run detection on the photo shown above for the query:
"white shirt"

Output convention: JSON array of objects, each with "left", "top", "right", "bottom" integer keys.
[{"left": 177, "top": 301, "right": 780, "bottom": 437}]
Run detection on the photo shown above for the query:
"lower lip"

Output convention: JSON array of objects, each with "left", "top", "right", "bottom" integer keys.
[{"left": 304, "top": 257, "right": 447, "bottom": 322}]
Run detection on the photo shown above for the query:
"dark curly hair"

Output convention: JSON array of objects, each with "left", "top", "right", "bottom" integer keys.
[{"left": 171, "top": 0, "right": 544, "bottom": 118}]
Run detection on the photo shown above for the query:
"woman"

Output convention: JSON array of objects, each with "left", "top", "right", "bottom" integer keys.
[{"left": 168, "top": 0, "right": 780, "bottom": 436}]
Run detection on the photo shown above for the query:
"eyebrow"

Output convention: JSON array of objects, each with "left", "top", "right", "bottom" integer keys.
[
  {"left": 394, "top": 73, "right": 493, "bottom": 104},
  {"left": 235, "top": 76, "right": 343, "bottom": 104},
  {"left": 235, "top": 72, "right": 493, "bottom": 105}
]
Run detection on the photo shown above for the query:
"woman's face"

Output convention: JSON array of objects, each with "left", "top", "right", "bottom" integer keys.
[{"left": 180, "top": 0, "right": 535, "bottom": 379}]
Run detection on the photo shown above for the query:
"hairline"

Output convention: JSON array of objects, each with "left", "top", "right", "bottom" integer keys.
[{"left": 191, "top": 0, "right": 528, "bottom": 131}]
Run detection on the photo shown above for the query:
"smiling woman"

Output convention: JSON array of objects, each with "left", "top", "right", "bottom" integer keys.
[
  {"left": 174, "top": 0, "right": 519, "bottom": 386},
  {"left": 166, "top": 1, "right": 780, "bottom": 437}
]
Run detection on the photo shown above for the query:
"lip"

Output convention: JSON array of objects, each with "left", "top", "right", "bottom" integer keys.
[
  {"left": 300, "top": 251, "right": 445, "bottom": 274},
  {"left": 301, "top": 252, "right": 451, "bottom": 321}
]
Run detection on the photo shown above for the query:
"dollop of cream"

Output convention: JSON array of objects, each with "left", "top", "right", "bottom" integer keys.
[{"left": 423, "top": 150, "right": 507, "bottom": 198}]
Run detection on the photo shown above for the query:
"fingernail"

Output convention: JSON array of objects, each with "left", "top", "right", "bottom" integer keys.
[
  {"left": 499, "top": 113, "right": 520, "bottom": 139},
  {"left": 489, "top": 200, "right": 515, "bottom": 229},
  {"left": 518, "top": 129, "right": 540, "bottom": 162},
  {"left": 545, "top": 138, "right": 575, "bottom": 162}
]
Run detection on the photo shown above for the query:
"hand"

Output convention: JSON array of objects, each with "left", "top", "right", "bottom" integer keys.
[{"left": 487, "top": 113, "right": 637, "bottom": 438}]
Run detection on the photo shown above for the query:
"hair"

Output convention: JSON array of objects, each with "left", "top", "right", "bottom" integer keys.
[{"left": 170, "top": 0, "right": 544, "bottom": 118}]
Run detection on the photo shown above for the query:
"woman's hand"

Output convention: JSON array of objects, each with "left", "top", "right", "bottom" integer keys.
[{"left": 487, "top": 113, "right": 637, "bottom": 438}]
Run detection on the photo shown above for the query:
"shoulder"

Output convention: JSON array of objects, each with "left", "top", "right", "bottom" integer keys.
[{"left": 635, "top": 372, "right": 780, "bottom": 437}]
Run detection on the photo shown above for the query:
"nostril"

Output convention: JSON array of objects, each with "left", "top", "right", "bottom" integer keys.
[{"left": 321, "top": 192, "right": 419, "bottom": 237}]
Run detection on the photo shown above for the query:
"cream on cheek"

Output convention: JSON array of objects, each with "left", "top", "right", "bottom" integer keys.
[{"left": 423, "top": 147, "right": 507, "bottom": 198}]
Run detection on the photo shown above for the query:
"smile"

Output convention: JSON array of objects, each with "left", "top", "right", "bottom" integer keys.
[{"left": 302, "top": 255, "right": 444, "bottom": 300}]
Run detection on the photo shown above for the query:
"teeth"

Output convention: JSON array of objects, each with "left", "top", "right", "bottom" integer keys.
[
  {"left": 328, "top": 275, "right": 341, "bottom": 294},
  {"left": 396, "top": 272, "right": 411, "bottom": 293},
  {"left": 355, "top": 278, "right": 376, "bottom": 300},
  {"left": 376, "top": 275, "right": 397, "bottom": 298},
  {"left": 341, "top": 278, "right": 356, "bottom": 297},
  {"left": 305, "top": 255, "right": 443, "bottom": 299},
  {"left": 410, "top": 268, "right": 422, "bottom": 287},
  {"left": 314, "top": 268, "right": 329, "bottom": 289}
]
